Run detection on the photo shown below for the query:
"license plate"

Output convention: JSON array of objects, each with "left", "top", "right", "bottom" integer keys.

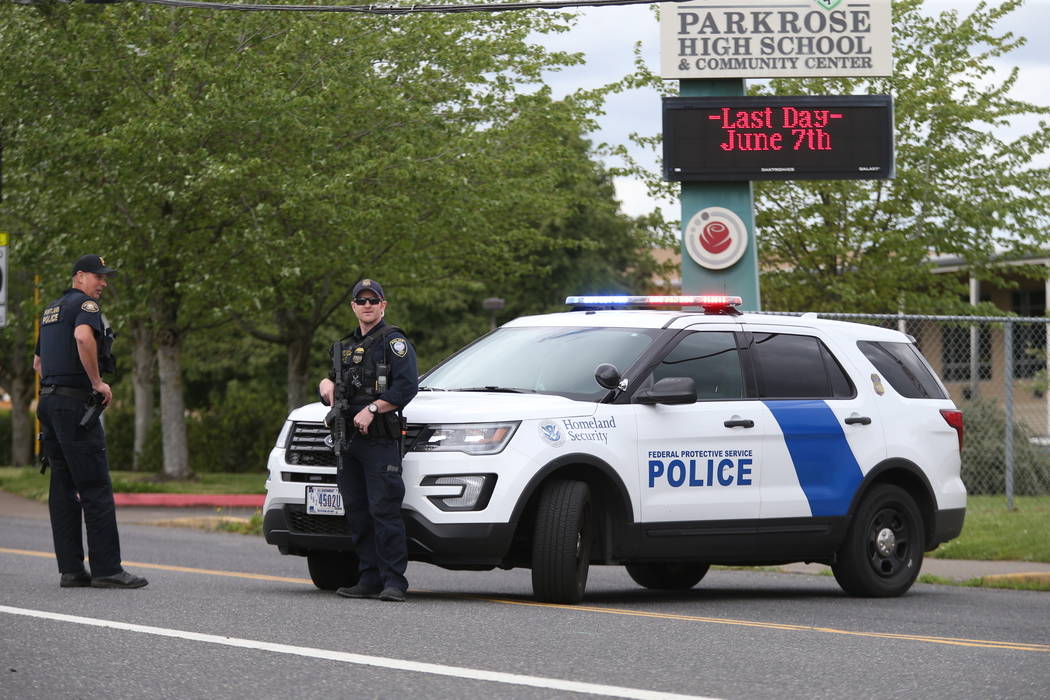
[{"left": 305, "top": 486, "right": 344, "bottom": 516}]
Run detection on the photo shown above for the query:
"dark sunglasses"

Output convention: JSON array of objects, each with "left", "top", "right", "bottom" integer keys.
[{"left": 353, "top": 297, "right": 383, "bottom": 306}]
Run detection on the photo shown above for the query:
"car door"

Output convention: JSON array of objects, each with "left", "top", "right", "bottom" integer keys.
[
  {"left": 741, "top": 325, "right": 886, "bottom": 519},
  {"left": 634, "top": 326, "right": 766, "bottom": 523}
]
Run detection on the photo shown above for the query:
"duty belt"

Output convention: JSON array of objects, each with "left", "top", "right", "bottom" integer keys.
[{"left": 40, "top": 385, "right": 92, "bottom": 401}]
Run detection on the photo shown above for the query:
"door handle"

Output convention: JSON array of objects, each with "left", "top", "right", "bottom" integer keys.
[
  {"left": 724, "top": 419, "right": 754, "bottom": 428},
  {"left": 844, "top": 416, "right": 872, "bottom": 425}
]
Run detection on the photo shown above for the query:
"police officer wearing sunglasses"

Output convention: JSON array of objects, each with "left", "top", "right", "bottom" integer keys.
[
  {"left": 34, "top": 255, "right": 147, "bottom": 589},
  {"left": 318, "top": 279, "right": 418, "bottom": 602}
]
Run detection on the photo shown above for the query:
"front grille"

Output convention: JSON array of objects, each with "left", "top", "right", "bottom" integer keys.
[
  {"left": 287, "top": 421, "right": 336, "bottom": 467},
  {"left": 403, "top": 423, "right": 423, "bottom": 452},
  {"left": 286, "top": 421, "right": 426, "bottom": 465},
  {"left": 286, "top": 504, "right": 351, "bottom": 536}
]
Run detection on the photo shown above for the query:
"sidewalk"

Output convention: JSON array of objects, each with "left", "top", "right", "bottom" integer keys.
[{"left": 3, "top": 489, "right": 1048, "bottom": 584}]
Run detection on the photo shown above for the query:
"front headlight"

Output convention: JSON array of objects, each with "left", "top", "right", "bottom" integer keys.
[{"left": 410, "top": 422, "right": 519, "bottom": 455}]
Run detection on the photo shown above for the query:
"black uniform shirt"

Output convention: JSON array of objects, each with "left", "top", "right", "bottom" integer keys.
[
  {"left": 329, "top": 320, "right": 419, "bottom": 412},
  {"left": 36, "top": 288, "right": 105, "bottom": 389}
]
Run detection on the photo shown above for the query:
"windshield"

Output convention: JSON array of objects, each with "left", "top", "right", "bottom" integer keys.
[{"left": 421, "top": 326, "right": 659, "bottom": 401}]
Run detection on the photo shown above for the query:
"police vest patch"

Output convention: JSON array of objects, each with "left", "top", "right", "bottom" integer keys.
[
  {"left": 81, "top": 300, "right": 100, "bottom": 313},
  {"left": 41, "top": 306, "right": 61, "bottom": 325},
  {"left": 390, "top": 337, "right": 408, "bottom": 358}
]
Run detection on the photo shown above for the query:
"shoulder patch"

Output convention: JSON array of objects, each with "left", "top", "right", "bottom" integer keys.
[
  {"left": 81, "top": 300, "right": 99, "bottom": 313},
  {"left": 389, "top": 337, "right": 408, "bottom": 358}
]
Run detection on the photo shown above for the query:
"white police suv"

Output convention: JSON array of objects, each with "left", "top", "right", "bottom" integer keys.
[{"left": 263, "top": 296, "right": 966, "bottom": 603}]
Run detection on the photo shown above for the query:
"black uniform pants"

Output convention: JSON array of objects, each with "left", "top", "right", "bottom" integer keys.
[
  {"left": 37, "top": 393, "right": 122, "bottom": 578},
  {"left": 336, "top": 436, "right": 408, "bottom": 592}
]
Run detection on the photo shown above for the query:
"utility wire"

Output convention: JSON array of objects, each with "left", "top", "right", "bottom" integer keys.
[{"left": 132, "top": 0, "right": 678, "bottom": 15}]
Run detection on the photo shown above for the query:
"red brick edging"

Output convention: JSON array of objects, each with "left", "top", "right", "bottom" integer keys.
[{"left": 112, "top": 493, "right": 265, "bottom": 508}]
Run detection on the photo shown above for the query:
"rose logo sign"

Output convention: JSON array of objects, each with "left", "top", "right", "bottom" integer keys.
[
  {"left": 701, "top": 221, "right": 732, "bottom": 254},
  {"left": 684, "top": 207, "right": 748, "bottom": 270}
]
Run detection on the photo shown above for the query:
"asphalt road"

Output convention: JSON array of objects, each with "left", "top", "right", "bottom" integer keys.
[{"left": 1, "top": 512, "right": 1048, "bottom": 700}]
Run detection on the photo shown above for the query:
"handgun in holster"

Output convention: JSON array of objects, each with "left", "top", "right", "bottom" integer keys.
[{"left": 79, "top": 391, "right": 105, "bottom": 427}]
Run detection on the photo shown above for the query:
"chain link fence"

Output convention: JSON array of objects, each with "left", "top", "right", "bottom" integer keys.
[{"left": 769, "top": 312, "right": 1050, "bottom": 504}]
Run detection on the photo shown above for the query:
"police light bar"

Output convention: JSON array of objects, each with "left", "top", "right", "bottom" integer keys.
[{"left": 565, "top": 295, "right": 743, "bottom": 314}]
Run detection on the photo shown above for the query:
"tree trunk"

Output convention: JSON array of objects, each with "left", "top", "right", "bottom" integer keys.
[
  {"left": 9, "top": 370, "right": 35, "bottom": 466},
  {"left": 287, "top": 334, "right": 314, "bottom": 411},
  {"left": 156, "top": 330, "right": 191, "bottom": 480},
  {"left": 131, "top": 320, "right": 155, "bottom": 471}
]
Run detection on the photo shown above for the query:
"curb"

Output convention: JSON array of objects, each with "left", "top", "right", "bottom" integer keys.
[{"left": 113, "top": 493, "right": 264, "bottom": 508}]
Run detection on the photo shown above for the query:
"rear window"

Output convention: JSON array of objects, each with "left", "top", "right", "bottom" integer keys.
[
  {"left": 857, "top": 340, "right": 947, "bottom": 399},
  {"left": 749, "top": 333, "right": 855, "bottom": 399}
]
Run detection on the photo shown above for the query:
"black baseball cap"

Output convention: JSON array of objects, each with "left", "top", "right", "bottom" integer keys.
[
  {"left": 352, "top": 278, "right": 385, "bottom": 300},
  {"left": 72, "top": 254, "right": 117, "bottom": 276}
]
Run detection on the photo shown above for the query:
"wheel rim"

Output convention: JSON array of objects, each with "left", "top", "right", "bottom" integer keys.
[{"left": 866, "top": 505, "right": 913, "bottom": 578}]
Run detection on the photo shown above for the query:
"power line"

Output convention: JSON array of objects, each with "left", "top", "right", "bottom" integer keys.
[{"left": 132, "top": 0, "right": 676, "bottom": 15}]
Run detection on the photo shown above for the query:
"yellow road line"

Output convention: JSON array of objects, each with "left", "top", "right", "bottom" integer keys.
[
  {"left": 0, "top": 546, "right": 312, "bottom": 586},
  {"left": 3, "top": 546, "right": 1047, "bottom": 653}
]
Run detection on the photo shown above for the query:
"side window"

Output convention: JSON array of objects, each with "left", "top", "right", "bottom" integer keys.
[
  {"left": 858, "top": 340, "right": 947, "bottom": 399},
  {"left": 750, "top": 332, "right": 854, "bottom": 399},
  {"left": 650, "top": 331, "right": 744, "bottom": 400}
]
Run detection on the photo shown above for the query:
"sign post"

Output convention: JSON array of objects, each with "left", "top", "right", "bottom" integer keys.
[{"left": 678, "top": 80, "right": 759, "bottom": 308}]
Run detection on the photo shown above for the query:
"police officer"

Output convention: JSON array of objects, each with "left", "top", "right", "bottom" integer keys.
[
  {"left": 318, "top": 279, "right": 418, "bottom": 602},
  {"left": 33, "top": 255, "right": 147, "bottom": 589}
]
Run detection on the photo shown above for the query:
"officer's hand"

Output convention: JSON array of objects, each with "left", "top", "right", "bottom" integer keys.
[
  {"left": 93, "top": 381, "right": 113, "bottom": 406},
  {"left": 354, "top": 407, "right": 374, "bottom": 435},
  {"left": 319, "top": 378, "right": 335, "bottom": 406}
]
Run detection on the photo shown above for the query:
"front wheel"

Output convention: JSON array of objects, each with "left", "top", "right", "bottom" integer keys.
[
  {"left": 531, "top": 480, "right": 593, "bottom": 604},
  {"left": 626, "top": 562, "right": 710, "bottom": 590},
  {"left": 832, "top": 484, "right": 924, "bottom": 597},
  {"left": 307, "top": 551, "right": 360, "bottom": 591}
]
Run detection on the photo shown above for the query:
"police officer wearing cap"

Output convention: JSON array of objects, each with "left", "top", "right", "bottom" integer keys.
[
  {"left": 318, "top": 278, "right": 418, "bottom": 602},
  {"left": 33, "top": 255, "right": 147, "bottom": 589}
]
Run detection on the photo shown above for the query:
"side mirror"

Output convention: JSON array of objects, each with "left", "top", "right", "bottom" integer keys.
[
  {"left": 594, "top": 363, "right": 621, "bottom": 391},
  {"left": 634, "top": 376, "right": 697, "bottom": 405}
]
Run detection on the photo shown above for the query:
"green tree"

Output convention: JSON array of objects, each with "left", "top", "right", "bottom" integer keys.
[{"left": 1, "top": 3, "right": 652, "bottom": 473}]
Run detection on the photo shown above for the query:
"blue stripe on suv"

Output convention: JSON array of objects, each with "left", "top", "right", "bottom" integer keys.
[{"left": 763, "top": 400, "right": 863, "bottom": 516}]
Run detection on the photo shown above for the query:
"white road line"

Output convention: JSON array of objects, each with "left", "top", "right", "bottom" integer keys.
[{"left": 0, "top": 605, "right": 719, "bottom": 700}]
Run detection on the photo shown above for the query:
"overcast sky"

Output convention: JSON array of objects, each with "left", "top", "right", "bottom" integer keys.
[{"left": 536, "top": 0, "right": 1050, "bottom": 220}]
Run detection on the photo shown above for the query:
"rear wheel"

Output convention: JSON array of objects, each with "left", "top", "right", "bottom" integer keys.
[
  {"left": 307, "top": 551, "right": 360, "bottom": 591},
  {"left": 832, "top": 484, "right": 924, "bottom": 597},
  {"left": 626, "top": 562, "right": 710, "bottom": 590},
  {"left": 531, "top": 480, "right": 592, "bottom": 604}
]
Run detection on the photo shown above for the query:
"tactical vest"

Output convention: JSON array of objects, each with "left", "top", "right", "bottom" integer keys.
[{"left": 332, "top": 325, "right": 404, "bottom": 440}]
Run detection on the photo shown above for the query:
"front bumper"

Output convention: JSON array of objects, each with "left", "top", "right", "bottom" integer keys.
[{"left": 263, "top": 503, "right": 515, "bottom": 568}]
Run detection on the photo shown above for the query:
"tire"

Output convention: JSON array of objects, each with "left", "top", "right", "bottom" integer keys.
[
  {"left": 307, "top": 551, "right": 360, "bottom": 591},
  {"left": 531, "top": 480, "right": 593, "bottom": 604},
  {"left": 626, "top": 562, "right": 710, "bottom": 590},
  {"left": 832, "top": 484, "right": 924, "bottom": 597}
]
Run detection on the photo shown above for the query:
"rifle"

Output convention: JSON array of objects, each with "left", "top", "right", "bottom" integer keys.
[{"left": 325, "top": 341, "right": 351, "bottom": 470}]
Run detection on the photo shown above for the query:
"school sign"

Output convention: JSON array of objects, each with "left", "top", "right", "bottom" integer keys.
[{"left": 661, "top": 0, "right": 893, "bottom": 79}]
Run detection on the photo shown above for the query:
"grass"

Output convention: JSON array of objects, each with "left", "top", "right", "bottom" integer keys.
[
  {"left": 0, "top": 466, "right": 265, "bottom": 503},
  {"left": 928, "top": 494, "right": 1050, "bottom": 563},
  {"left": 917, "top": 573, "right": 1050, "bottom": 592}
]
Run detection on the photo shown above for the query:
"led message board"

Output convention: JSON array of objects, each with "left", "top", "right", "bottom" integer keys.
[{"left": 663, "top": 95, "right": 894, "bottom": 181}]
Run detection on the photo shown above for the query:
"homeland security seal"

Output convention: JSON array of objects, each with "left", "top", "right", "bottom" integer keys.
[{"left": 538, "top": 421, "right": 565, "bottom": 448}]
